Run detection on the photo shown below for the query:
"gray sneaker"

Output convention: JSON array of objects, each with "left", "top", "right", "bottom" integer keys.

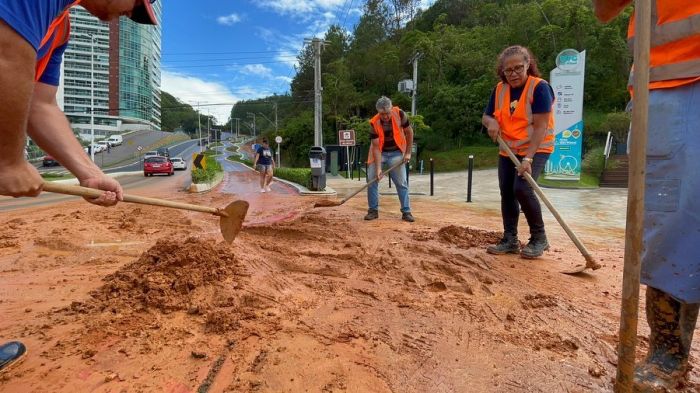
[
  {"left": 486, "top": 236, "right": 520, "bottom": 255},
  {"left": 520, "top": 235, "right": 550, "bottom": 259},
  {"left": 364, "top": 209, "right": 378, "bottom": 221},
  {"left": 402, "top": 212, "right": 415, "bottom": 222}
]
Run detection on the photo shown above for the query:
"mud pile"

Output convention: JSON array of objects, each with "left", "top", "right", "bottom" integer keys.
[
  {"left": 90, "top": 237, "right": 241, "bottom": 313},
  {"left": 414, "top": 225, "right": 502, "bottom": 249}
]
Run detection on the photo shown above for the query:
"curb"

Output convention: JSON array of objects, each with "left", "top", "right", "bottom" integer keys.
[
  {"left": 50, "top": 171, "right": 144, "bottom": 185},
  {"left": 189, "top": 172, "right": 224, "bottom": 193}
]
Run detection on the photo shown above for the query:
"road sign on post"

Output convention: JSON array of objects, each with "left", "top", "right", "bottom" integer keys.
[
  {"left": 275, "top": 136, "right": 283, "bottom": 167},
  {"left": 192, "top": 153, "right": 206, "bottom": 170},
  {"left": 338, "top": 130, "right": 356, "bottom": 178}
]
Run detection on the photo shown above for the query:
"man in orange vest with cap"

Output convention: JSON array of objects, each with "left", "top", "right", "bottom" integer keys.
[
  {"left": 593, "top": 1, "right": 700, "bottom": 390},
  {"left": 0, "top": 0, "right": 158, "bottom": 374}
]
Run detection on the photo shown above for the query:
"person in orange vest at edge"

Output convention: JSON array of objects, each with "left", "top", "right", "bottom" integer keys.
[
  {"left": 365, "top": 96, "right": 415, "bottom": 222},
  {"left": 482, "top": 46, "right": 556, "bottom": 259},
  {"left": 593, "top": 1, "right": 700, "bottom": 391},
  {"left": 0, "top": 0, "right": 158, "bottom": 374}
]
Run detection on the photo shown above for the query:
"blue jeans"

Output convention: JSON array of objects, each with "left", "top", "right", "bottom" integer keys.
[{"left": 367, "top": 150, "right": 410, "bottom": 213}]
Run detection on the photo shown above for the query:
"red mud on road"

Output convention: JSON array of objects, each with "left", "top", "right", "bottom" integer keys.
[{"left": 0, "top": 171, "right": 698, "bottom": 392}]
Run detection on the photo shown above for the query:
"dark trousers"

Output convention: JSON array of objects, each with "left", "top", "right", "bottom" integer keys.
[{"left": 498, "top": 153, "right": 549, "bottom": 238}]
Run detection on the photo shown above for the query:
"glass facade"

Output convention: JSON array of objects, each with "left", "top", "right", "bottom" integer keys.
[{"left": 118, "top": 2, "right": 162, "bottom": 128}]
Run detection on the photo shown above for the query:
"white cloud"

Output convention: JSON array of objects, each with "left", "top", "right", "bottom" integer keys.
[
  {"left": 161, "top": 71, "right": 240, "bottom": 124},
  {"left": 257, "top": 0, "right": 345, "bottom": 16},
  {"left": 241, "top": 64, "right": 273, "bottom": 77},
  {"left": 217, "top": 13, "right": 242, "bottom": 26}
]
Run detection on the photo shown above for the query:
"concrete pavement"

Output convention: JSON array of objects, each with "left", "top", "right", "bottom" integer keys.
[{"left": 325, "top": 168, "right": 628, "bottom": 233}]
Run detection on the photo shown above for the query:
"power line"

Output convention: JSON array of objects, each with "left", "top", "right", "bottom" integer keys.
[{"left": 162, "top": 55, "right": 297, "bottom": 64}]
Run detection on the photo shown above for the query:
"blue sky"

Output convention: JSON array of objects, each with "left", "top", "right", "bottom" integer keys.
[{"left": 160, "top": 0, "right": 435, "bottom": 123}]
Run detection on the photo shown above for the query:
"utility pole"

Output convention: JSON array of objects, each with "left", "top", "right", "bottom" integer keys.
[
  {"left": 233, "top": 117, "right": 240, "bottom": 138},
  {"left": 305, "top": 38, "right": 329, "bottom": 147},
  {"left": 247, "top": 112, "right": 256, "bottom": 138},
  {"left": 409, "top": 52, "right": 422, "bottom": 116},
  {"left": 196, "top": 101, "right": 203, "bottom": 152},
  {"left": 273, "top": 102, "right": 278, "bottom": 134},
  {"left": 207, "top": 109, "right": 211, "bottom": 144}
]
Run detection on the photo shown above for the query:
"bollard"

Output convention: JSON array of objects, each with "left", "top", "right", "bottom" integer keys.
[
  {"left": 420, "top": 159, "right": 424, "bottom": 175},
  {"left": 430, "top": 158, "right": 434, "bottom": 196},
  {"left": 357, "top": 157, "right": 361, "bottom": 181},
  {"left": 389, "top": 171, "right": 392, "bottom": 188},
  {"left": 467, "top": 154, "right": 474, "bottom": 203}
]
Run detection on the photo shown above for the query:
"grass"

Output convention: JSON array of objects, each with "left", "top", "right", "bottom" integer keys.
[
  {"left": 419, "top": 146, "right": 500, "bottom": 172},
  {"left": 537, "top": 172, "right": 600, "bottom": 189},
  {"left": 41, "top": 173, "right": 75, "bottom": 181},
  {"left": 226, "top": 154, "right": 253, "bottom": 167}
]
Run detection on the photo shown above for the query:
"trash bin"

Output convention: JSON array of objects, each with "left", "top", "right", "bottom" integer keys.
[{"left": 309, "top": 146, "right": 326, "bottom": 191}]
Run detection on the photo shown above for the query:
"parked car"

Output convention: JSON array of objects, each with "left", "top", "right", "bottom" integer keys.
[
  {"left": 42, "top": 155, "right": 60, "bottom": 167},
  {"left": 143, "top": 150, "right": 158, "bottom": 159},
  {"left": 170, "top": 157, "right": 187, "bottom": 170},
  {"left": 143, "top": 156, "right": 173, "bottom": 176},
  {"left": 106, "top": 135, "right": 123, "bottom": 146},
  {"left": 97, "top": 141, "right": 110, "bottom": 152},
  {"left": 84, "top": 143, "right": 104, "bottom": 154},
  {"left": 156, "top": 147, "right": 170, "bottom": 157}
]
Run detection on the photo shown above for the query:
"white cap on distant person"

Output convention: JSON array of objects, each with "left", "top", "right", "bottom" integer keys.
[{"left": 130, "top": 0, "right": 158, "bottom": 25}]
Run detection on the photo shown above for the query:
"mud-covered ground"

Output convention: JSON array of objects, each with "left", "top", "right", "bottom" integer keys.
[{"left": 0, "top": 173, "right": 697, "bottom": 392}]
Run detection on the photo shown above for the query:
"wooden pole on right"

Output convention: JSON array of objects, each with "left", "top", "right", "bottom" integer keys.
[{"left": 614, "top": 0, "right": 652, "bottom": 391}]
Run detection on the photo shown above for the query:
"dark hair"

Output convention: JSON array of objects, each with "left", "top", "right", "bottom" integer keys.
[
  {"left": 262, "top": 138, "right": 268, "bottom": 144},
  {"left": 496, "top": 45, "right": 541, "bottom": 83}
]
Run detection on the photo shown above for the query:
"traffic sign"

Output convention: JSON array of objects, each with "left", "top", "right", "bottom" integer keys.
[
  {"left": 338, "top": 129, "right": 355, "bottom": 146},
  {"left": 275, "top": 135, "right": 283, "bottom": 144},
  {"left": 192, "top": 153, "right": 206, "bottom": 170},
  {"left": 137, "top": 146, "right": 143, "bottom": 151}
]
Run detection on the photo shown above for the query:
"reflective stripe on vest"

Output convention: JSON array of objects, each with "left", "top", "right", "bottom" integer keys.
[
  {"left": 367, "top": 106, "right": 407, "bottom": 163},
  {"left": 36, "top": 1, "right": 80, "bottom": 82},
  {"left": 494, "top": 76, "right": 555, "bottom": 156},
  {"left": 627, "top": 0, "right": 700, "bottom": 85}
]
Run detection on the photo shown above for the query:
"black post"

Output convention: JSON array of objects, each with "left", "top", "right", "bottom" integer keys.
[
  {"left": 357, "top": 155, "right": 361, "bottom": 181},
  {"left": 389, "top": 171, "right": 392, "bottom": 188},
  {"left": 406, "top": 161, "right": 410, "bottom": 186},
  {"left": 430, "top": 158, "right": 434, "bottom": 196},
  {"left": 467, "top": 154, "right": 474, "bottom": 203},
  {"left": 365, "top": 161, "right": 368, "bottom": 182}
]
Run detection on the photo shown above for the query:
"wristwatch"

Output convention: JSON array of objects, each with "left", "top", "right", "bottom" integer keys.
[{"left": 522, "top": 157, "right": 533, "bottom": 163}]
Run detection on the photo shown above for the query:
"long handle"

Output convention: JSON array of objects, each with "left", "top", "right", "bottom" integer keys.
[
  {"left": 496, "top": 136, "right": 598, "bottom": 268},
  {"left": 616, "top": 0, "right": 652, "bottom": 391},
  {"left": 340, "top": 160, "right": 405, "bottom": 205},
  {"left": 42, "top": 182, "right": 225, "bottom": 216}
]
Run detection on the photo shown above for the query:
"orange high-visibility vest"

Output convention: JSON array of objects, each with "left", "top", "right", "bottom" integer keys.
[
  {"left": 35, "top": 1, "right": 80, "bottom": 82},
  {"left": 493, "top": 76, "right": 555, "bottom": 157},
  {"left": 627, "top": 0, "right": 700, "bottom": 90},
  {"left": 367, "top": 106, "right": 407, "bottom": 163}
]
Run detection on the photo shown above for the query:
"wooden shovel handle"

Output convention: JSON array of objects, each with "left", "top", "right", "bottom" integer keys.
[
  {"left": 496, "top": 136, "right": 598, "bottom": 268},
  {"left": 42, "top": 182, "right": 224, "bottom": 216},
  {"left": 340, "top": 159, "right": 405, "bottom": 205}
]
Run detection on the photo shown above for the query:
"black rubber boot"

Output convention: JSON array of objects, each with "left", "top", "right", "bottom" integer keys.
[
  {"left": 364, "top": 209, "right": 378, "bottom": 221},
  {"left": 486, "top": 234, "right": 520, "bottom": 255},
  {"left": 634, "top": 287, "right": 699, "bottom": 392},
  {"left": 520, "top": 233, "right": 549, "bottom": 259},
  {"left": 402, "top": 212, "right": 415, "bottom": 222}
]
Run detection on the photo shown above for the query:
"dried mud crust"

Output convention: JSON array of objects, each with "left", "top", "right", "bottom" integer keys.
[{"left": 413, "top": 225, "right": 502, "bottom": 249}]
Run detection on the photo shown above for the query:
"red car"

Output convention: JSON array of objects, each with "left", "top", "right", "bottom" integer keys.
[{"left": 144, "top": 156, "right": 173, "bottom": 176}]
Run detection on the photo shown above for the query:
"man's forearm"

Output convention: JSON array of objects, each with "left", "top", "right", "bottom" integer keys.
[
  {"left": 404, "top": 126, "right": 414, "bottom": 154},
  {"left": 27, "top": 101, "right": 101, "bottom": 181},
  {"left": 591, "top": 0, "right": 631, "bottom": 22}
]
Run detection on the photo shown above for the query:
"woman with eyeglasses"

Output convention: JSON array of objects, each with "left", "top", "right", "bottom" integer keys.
[{"left": 481, "top": 45, "right": 555, "bottom": 259}]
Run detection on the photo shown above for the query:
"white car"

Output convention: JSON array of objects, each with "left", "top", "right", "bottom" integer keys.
[
  {"left": 170, "top": 157, "right": 187, "bottom": 170},
  {"left": 143, "top": 150, "right": 158, "bottom": 159},
  {"left": 84, "top": 143, "right": 104, "bottom": 154},
  {"left": 97, "top": 141, "right": 110, "bottom": 151}
]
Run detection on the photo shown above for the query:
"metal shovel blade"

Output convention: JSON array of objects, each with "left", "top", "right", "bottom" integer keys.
[
  {"left": 561, "top": 256, "right": 602, "bottom": 275},
  {"left": 313, "top": 199, "right": 342, "bottom": 208},
  {"left": 220, "top": 200, "right": 249, "bottom": 243}
]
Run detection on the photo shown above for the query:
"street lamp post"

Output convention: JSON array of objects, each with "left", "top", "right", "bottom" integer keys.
[{"left": 233, "top": 117, "right": 240, "bottom": 139}]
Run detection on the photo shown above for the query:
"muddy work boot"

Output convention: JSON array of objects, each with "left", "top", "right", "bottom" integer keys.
[
  {"left": 0, "top": 341, "right": 27, "bottom": 374},
  {"left": 520, "top": 234, "right": 549, "bottom": 259},
  {"left": 364, "top": 209, "right": 378, "bottom": 221},
  {"left": 486, "top": 234, "right": 520, "bottom": 255},
  {"left": 402, "top": 212, "right": 415, "bottom": 222},
  {"left": 634, "top": 287, "right": 699, "bottom": 392}
]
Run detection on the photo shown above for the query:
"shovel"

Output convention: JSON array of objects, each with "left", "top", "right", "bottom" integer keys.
[
  {"left": 42, "top": 182, "right": 249, "bottom": 243},
  {"left": 496, "top": 136, "right": 601, "bottom": 274},
  {"left": 314, "top": 160, "right": 405, "bottom": 208}
]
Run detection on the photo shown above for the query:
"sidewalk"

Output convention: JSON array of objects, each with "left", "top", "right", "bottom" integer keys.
[{"left": 326, "top": 168, "right": 628, "bottom": 233}]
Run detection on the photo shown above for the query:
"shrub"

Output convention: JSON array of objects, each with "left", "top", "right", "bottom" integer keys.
[
  {"left": 274, "top": 167, "right": 312, "bottom": 189},
  {"left": 191, "top": 155, "right": 222, "bottom": 184}
]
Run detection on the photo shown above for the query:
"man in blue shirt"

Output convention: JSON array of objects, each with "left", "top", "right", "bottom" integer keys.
[{"left": 0, "top": 0, "right": 157, "bottom": 374}]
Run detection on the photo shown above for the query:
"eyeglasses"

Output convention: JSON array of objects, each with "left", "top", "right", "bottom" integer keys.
[{"left": 504, "top": 64, "right": 526, "bottom": 76}]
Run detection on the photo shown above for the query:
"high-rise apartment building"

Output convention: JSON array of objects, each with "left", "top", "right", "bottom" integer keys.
[{"left": 59, "top": 5, "right": 162, "bottom": 139}]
